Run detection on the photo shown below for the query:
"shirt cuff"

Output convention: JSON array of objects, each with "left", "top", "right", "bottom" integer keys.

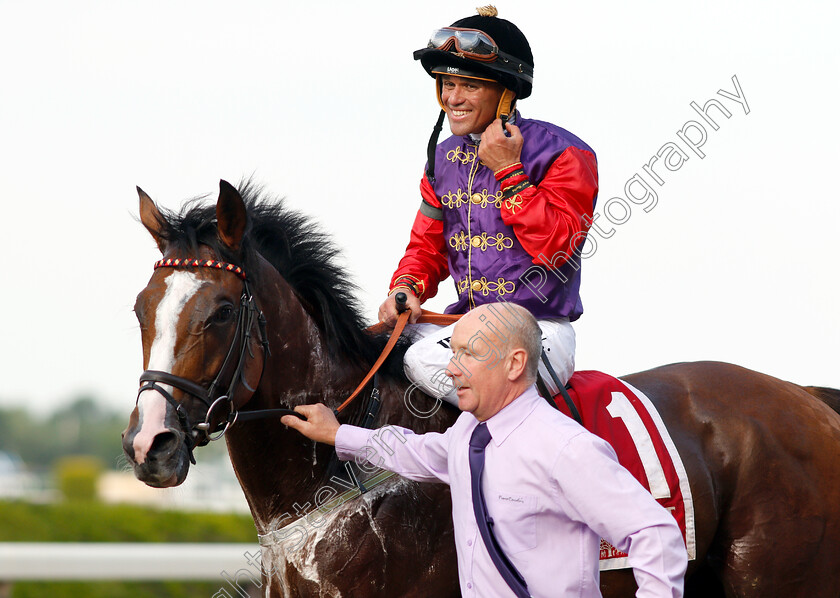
[
  {"left": 334, "top": 424, "right": 374, "bottom": 461},
  {"left": 390, "top": 275, "right": 425, "bottom": 299}
]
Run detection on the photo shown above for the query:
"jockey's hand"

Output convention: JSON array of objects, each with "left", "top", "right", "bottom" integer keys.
[
  {"left": 478, "top": 118, "right": 524, "bottom": 173},
  {"left": 281, "top": 403, "right": 340, "bottom": 445},
  {"left": 377, "top": 288, "right": 421, "bottom": 327}
]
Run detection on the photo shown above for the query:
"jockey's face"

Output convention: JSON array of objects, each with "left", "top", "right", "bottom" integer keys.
[{"left": 440, "top": 75, "right": 504, "bottom": 136}]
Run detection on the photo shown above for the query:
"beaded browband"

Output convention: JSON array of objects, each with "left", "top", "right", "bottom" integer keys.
[{"left": 153, "top": 258, "right": 247, "bottom": 280}]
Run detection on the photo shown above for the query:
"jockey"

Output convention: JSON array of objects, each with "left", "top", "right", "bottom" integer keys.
[{"left": 378, "top": 5, "right": 599, "bottom": 405}]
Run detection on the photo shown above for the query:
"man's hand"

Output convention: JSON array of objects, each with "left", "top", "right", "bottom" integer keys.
[
  {"left": 377, "top": 287, "right": 422, "bottom": 326},
  {"left": 478, "top": 118, "right": 524, "bottom": 172},
  {"left": 281, "top": 404, "right": 341, "bottom": 445}
]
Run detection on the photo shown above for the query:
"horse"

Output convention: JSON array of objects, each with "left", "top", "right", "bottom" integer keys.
[{"left": 122, "top": 180, "right": 840, "bottom": 597}]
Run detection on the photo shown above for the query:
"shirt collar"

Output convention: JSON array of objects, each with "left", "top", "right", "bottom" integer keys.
[{"left": 482, "top": 384, "right": 541, "bottom": 447}]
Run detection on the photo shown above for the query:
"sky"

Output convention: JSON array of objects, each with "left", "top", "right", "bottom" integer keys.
[{"left": 1, "top": 0, "right": 838, "bottom": 417}]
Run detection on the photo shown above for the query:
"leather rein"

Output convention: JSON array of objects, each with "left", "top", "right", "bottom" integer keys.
[
  {"left": 136, "top": 260, "right": 458, "bottom": 460},
  {"left": 333, "top": 295, "right": 461, "bottom": 413}
]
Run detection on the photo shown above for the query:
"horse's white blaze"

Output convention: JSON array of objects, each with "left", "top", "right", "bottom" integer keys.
[{"left": 133, "top": 271, "right": 205, "bottom": 465}]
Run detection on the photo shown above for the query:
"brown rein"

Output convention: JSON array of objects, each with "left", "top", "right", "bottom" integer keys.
[
  {"left": 334, "top": 308, "right": 462, "bottom": 414},
  {"left": 146, "top": 259, "right": 459, "bottom": 428}
]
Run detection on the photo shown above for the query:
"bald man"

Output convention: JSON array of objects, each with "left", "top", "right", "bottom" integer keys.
[{"left": 282, "top": 303, "right": 687, "bottom": 597}]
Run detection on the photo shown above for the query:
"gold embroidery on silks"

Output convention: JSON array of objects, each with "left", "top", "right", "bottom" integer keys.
[
  {"left": 505, "top": 194, "right": 524, "bottom": 213},
  {"left": 441, "top": 189, "right": 469, "bottom": 209},
  {"left": 474, "top": 188, "right": 504, "bottom": 209},
  {"left": 446, "top": 146, "right": 476, "bottom": 164},
  {"left": 449, "top": 231, "right": 513, "bottom": 253},
  {"left": 457, "top": 277, "right": 516, "bottom": 297},
  {"left": 449, "top": 232, "right": 470, "bottom": 252},
  {"left": 440, "top": 188, "right": 504, "bottom": 210}
]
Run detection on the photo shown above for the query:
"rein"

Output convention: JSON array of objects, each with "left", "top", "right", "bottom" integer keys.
[
  {"left": 335, "top": 297, "right": 462, "bottom": 414},
  {"left": 138, "top": 263, "right": 461, "bottom": 456}
]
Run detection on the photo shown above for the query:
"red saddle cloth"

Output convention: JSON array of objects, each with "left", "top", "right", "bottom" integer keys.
[{"left": 557, "top": 370, "right": 695, "bottom": 570}]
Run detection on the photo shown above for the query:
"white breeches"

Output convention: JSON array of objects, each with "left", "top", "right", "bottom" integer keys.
[{"left": 403, "top": 318, "right": 576, "bottom": 406}]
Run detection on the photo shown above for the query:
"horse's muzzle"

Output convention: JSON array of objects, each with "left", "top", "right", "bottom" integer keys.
[{"left": 122, "top": 423, "right": 191, "bottom": 488}]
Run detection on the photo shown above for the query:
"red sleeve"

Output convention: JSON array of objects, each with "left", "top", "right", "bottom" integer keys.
[
  {"left": 388, "top": 176, "right": 450, "bottom": 300},
  {"left": 499, "top": 146, "right": 598, "bottom": 268}
]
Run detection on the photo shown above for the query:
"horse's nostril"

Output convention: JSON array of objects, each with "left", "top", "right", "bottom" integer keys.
[{"left": 149, "top": 431, "right": 179, "bottom": 460}]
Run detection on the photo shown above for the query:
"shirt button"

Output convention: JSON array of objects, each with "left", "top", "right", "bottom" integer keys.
[
  {"left": 467, "top": 539, "right": 472, "bottom": 546},
  {"left": 467, "top": 583, "right": 473, "bottom": 589},
  {"left": 471, "top": 236, "right": 482, "bottom": 247},
  {"left": 471, "top": 280, "right": 483, "bottom": 292},
  {"left": 470, "top": 192, "right": 483, "bottom": 204}
]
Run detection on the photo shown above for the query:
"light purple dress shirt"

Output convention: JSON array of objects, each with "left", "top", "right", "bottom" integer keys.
[{"left": 335, "top": 386, "right": 687, "bottom": 598}]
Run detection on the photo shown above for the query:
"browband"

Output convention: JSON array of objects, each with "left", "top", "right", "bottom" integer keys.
[{"left": 154, "top": 258, "right": 246, "bottom": 280}]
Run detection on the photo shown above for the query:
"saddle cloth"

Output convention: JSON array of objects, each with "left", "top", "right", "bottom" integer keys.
[{"left": 559, "top": 371, "right": 696, "bottom": 571}]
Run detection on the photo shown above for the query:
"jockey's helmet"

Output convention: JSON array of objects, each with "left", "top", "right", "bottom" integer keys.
[{"left": 414, "top": 5, "right": 534, "bottom": 118}]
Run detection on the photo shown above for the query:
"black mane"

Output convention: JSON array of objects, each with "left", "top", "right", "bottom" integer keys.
[{"left": 151, "top": 180, "right": 398, "bottom": 368}]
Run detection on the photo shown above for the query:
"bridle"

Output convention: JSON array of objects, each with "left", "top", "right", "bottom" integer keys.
[
  {"left": 136, "top": 258, "right": 270, "bottom": 461},
  {"left": 135, "top": 259, "right": 462, "bottom": 465}
]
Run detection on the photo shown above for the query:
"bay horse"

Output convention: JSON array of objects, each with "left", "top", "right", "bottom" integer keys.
[{"left": 122, "top": 180, "right": 840, "bottom": 597}]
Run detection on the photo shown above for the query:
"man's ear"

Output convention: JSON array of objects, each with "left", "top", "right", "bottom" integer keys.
[{"left": 506, "top": 347, "right": 528, "bottom": 382}]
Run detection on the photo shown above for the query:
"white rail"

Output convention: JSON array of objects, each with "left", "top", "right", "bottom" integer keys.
[{"left": 0, "top": 543, "right": 260, "bottom": 581}]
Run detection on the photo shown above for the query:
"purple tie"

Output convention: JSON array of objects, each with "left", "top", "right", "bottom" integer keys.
[{"left": 469, "top": 423, "right": 530, "bottom": 597}]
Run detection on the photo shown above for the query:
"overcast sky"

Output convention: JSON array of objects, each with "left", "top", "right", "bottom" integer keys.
[{"left": 1, "top": 0, "right": 838, "bottom": 417}]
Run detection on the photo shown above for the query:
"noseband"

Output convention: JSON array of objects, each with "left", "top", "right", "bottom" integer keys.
[{"left": 137, "top": 258, "right": 270, "bottom": 461}]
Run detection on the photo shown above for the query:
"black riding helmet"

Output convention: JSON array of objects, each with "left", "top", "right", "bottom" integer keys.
[
  {"left": 414, "top": 6, "right": 534, "bottom": 182},
  {"left": 414, "top": 6, "right": 534, "bottom": 100}
]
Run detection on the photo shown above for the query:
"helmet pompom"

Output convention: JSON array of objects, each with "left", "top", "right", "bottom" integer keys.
[{"left": 476, "top": 5, "right": 498, "bottom": 17}]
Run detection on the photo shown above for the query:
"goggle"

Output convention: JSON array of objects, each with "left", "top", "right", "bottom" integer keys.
[{"left": 427, "top": 27, "right": 499, "bottom": 62}]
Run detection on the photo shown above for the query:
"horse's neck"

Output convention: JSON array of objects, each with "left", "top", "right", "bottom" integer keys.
[
  {"left": 224, "top": 292, "right": 368, "bottom": 532},
  {"left": 227, "top": 382, "right": 457, "bottom": 535},
  {"left": 224, "top": 279, "right": 459, "bottom": 533}
]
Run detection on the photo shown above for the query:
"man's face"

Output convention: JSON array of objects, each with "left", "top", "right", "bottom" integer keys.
[
  {"left": 446, "top": 308, "right": 511, "bottom": 421},
  {"left": 440, "top": 75, "right": 504, "bottom": 136}
]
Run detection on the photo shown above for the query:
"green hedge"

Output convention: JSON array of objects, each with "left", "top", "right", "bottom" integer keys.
[
  {"left": 7, "top": 581, "right": 238, "bottom": 598},
  {"left": 0, "top": 501, "right": 255, "bottom": 543},
  {"left": 0, "top": 501, "right": 258, "bottom": 598}
]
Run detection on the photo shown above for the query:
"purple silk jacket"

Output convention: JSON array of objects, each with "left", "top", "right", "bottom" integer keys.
[{"left": 430, "top": 112, "right": 597, "bottom": 320}]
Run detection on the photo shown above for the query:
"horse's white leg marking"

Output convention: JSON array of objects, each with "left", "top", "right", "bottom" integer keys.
[{"left": 133, "top": 271, "right": 205, "bottom": 465}]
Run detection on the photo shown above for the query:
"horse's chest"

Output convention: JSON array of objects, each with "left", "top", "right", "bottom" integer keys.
[{"left": 258, "top": 479, "right": 411, "bottom": 598}]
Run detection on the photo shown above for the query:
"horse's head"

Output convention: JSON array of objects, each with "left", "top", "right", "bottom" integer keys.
[{"left": 122, "top": 180, "right": 268, "bottom": 487}]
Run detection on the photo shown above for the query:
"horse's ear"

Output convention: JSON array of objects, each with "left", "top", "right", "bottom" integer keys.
[
  {"left": 138, "top": 186, "right": 168, "bottom": 253},
  {"left": 217, "top": 180, "right": 247, "bottom": 252}
]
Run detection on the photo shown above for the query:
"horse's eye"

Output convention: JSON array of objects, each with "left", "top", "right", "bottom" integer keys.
[{"left": 212, "top": 305, "right": 235, "bottom": 324}]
